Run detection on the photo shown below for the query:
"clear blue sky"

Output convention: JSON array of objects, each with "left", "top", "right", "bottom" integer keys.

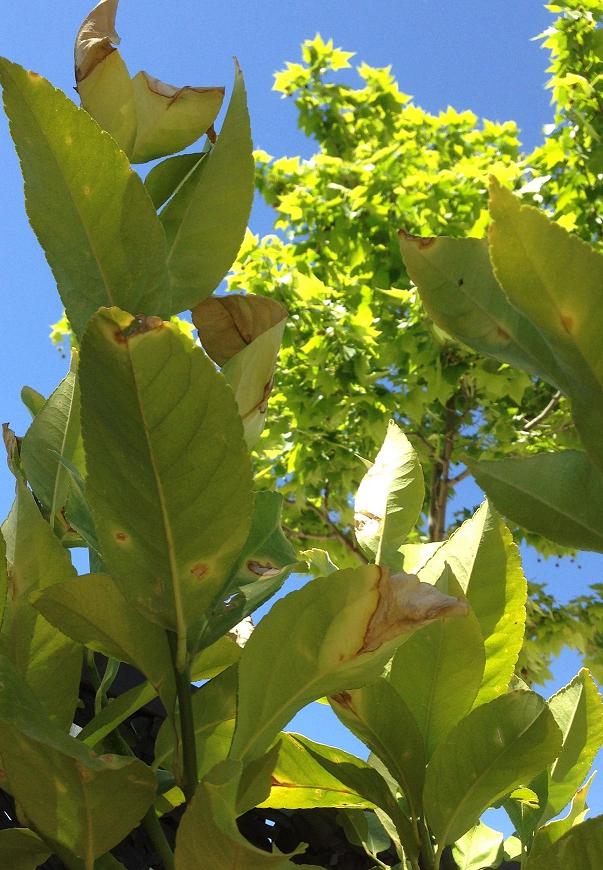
[{"left": 2, "top": 0, "right": 603, "bottom": 830}]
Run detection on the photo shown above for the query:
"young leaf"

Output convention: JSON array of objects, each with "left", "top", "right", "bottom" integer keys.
[
  {"left": 0, "top": 829, "right": 50, "bottom": 870},
  {"left": 79, "top": 308, "right": 253, "bottom": 665},
  {"left": 489, "top": 179, "right": 603, "bottom": 473},
  {"left": 398, "top": 232, "right": 566, "bottom": 391},
  {"left": 451, "top": 821, "right": 504, "bottom": 870},
  {"left": 174, "top": 759, "right": 306, "bottom": 868},
  {"left": 32, "top": 573, "right": 176, "bottom": 720},
  {"left": 20, "top": 386, "right": 46, "bottom": 419},
  {"left": 163, "top": 62, "right": 254, "bottom": 311},
  {"left": 388, "top": 569, "right": 485, "bottom": 758},
  {"left": 526, "top": 816, "right": 603, "bottom": 869},
  {"left": 329, "top": 677, "right": 426, "bottom": 817},
  {"left": 20, "top": 353, "right": 84, "bottom": 520},
  {"left": 469, "top": 451, "right": 603, "bottom": 553},
  {"left": 423, "top": 691, "right": 562, "bottom": 846},
  {"left": 230, "top": 564, "right": 467, "bottom": 761},
  {"left": 0, "top": 655, "right": 156, "bottom": 863},
  {"left": 417, "top": 501, "right": 526, "bottom": 706},
  {"left": 545, "top": 669, "right": 603, "bottom": 820},
  {"left": 0, "top": 59, "right": 170, "bottom": 338},
  {"left": 2, "top": 480, "right": 81, "bottom": 729},
  {"left": 193, "top": 295, "right": 288, "bottom": 446},
  {"left": 353, "top": 421, "right": 424, "bottom": 565}
]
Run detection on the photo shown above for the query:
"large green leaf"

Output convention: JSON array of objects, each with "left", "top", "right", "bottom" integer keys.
[
  {"left": 423, "top": 691, "right": 562, "bottom": 846},
  {"left": 2, "top": 480, "right": 81, "bottom": 729},
  {"left": 417, "top": 501, "right": 526, "bottom": 706},
  {"left": 398, "top": 231, "right": 566, "bottom": 390},
  {"left": 470, "top": 451, "right": 603, "bottom": 553},
  {"left": 0, "top": 829, "right": 50, "bottom": 870},
  {"left": 79, "top": 308, "right": 253, "bottom": 665},
  {"left": 388, "top": 569, "right": 485, "bottom": 758},
  {"left": 0, "top": 654, "right": 156, "bottom": 862},
  {"left": 488, "top": 180, "right": 603, "bottom": 472},
  {"left": 0, "top": 59, "right": 170, "bottom": 338},
  {"left": 174, "top": 760, "right": 305, "bottom": 869},
  {"left": 193, "top": 295, "right": 288, "bottom": 447},
  {"left": 329, "top": 677, "right": 426, "bottom": 816},
  {"left": 545, "top": 668, "right": 603, "bottom": 820},
  {"left": 230, "top": 564, "right": 467, "bottom": 761},
  {"left": 452, "top": 821, "right": 504, "bottom": 870},
  {"left": 32, "top": 573, "right": 176, "bottom": 719},
  {"left": 526, "top": 816, "right": 603, "bottom": 869},
  {"left": 353, "top": 421, "right": 424, "bottom": 566},
  {"left": 20, "top": 353, "right": 84, "bottom": 520},
  {"left": 530, "top": 774, "right": 594, "bottom": 860},
  {"left": 162, "top": 62, "right": 254, "bottom": 311}
]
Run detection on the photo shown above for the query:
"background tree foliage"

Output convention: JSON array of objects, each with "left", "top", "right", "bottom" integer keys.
[{"left": 223, "top": 0, "right": 603, "bottom": 683}]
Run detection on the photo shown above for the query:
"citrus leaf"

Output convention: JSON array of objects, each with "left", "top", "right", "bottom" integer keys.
[{"left": 526, "top": 816, "right": 603, "bottom": 869}]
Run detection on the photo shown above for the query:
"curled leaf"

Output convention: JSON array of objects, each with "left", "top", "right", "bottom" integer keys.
[{"left": 194, "top": 295, "right": 288, "bottom": 446}]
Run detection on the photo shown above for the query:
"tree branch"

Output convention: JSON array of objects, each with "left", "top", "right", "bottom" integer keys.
[
  {"left": 522, "top": 390, "right": 561, "bottom": 432},
  {"left": 307, "top": 502, "right": 368, "bottom": 563}
]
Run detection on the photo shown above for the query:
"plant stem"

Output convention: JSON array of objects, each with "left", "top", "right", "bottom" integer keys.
[
  {"left": 168, "top": 632, "right": 198, "bottom": 802},
  {"left": 143, "top": 807, "right": 175, "bottom": 870}
]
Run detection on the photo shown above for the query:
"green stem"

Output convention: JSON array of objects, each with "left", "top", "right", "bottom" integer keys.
[
  {"left": 142, "top": 808, "right": 175, "bottom": 870},
  {"left": 168, "top": 632, "right": 198, "bottom": 802}
]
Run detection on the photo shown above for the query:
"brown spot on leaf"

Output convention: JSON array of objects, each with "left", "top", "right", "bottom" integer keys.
[
  {"left": 331, "top": 691, "right": 353, "bottom": 708},
  {"left": 113, "top": 329, "right": 128, "bottom": 344},
  {"left": 75, "top": 762, "right": 94, "bottom": 783},
  {"left": 247, "top": 560, "right": 281, "bottom": 577},
  {"left": 27, "top": 71, "right": 42, "bottom": 81},
  {"left": 398, "top": 229, "right": 436, "bottom": 248},
  {"left": 191, "top": 563, "right": 208, "bottom": 579},
  {"left": 561, "top": 314, "right": 574, "bottom": 334},
  {"left": 496, "top": 326, "right": 510, "bottom": 341},
  {"left": 0, "top": 769, "right": 7, "bottom": 780},
  {"left": 115, "top": 531, "right": 128, "bottom": 542}
]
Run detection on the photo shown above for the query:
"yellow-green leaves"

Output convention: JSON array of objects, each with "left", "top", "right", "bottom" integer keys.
[
  {"left": 79, "top": 308, "right": 253, "bottom": 664},
  {"left": 353, "top": 421, "right": 424, "bottom": 565},
  {"left": 230, "top": 564, "right": 466, "bottom": 761},
  {"left": 0, "top": 829, "right": 50, "bottom": 870},
  {"left": 417, "top": 501, "right": 526, "bottom": 706},
  {"left": 545, "top": 669, "right": 603, "bottom": 821},
  {"left": 469, "top": 451, "right": 603, "bottom": 553},
  {"left": 163, "top": 63, "right": 254, "bottom": 311},
  {"left": 0, "top": 655, "right": 156, "bottom": 863},
  {"left": 0, "top": 59, "right": 170, "bottom": 339},
  {"left": 194, "top": 295, "right": 288, "bottom": 446},
  {"left": 75, "top": 0, "right": 224, "bottom": 163},
  {"left": 526, "top": 816, "right": 603, "bottom": 869},
  {"left": 452, "top": 822, "right": 504, "bottom": 870},
  {"left": 424, "top": 691, "right": 562, "bottom": 847}
]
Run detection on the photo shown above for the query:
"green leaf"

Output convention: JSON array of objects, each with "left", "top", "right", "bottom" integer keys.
[
  {"left": 20, "top": 386, "right": 46, "bottom": 419},
  {"left": 423, "top": 691, "right": 562, "bottom": 846},
  {"left": 353, "top": 421, "right": 424, "bottom": 566},
  {"left": 329, "top": 677, "right": 426, "bottom": 816},
  {"left": 0, "top": 59, "right": 170, "bottom": 338},
  {"left": 144, "top": 152, "right": 206, "bottom": 210},
  {"left": 302, "top": 547, "right": 339, "bottom": 577},
  {"left": 163, "top": 62, "right": 254, "bottom": 311},
  {"left": 174, "top": 759, "right": 305, "bottom": 869},
  {"left": 417, "top": 501, "right": 526, "bottom": 706},
  {"left": 0, "top": 829, "right": 50, "bottom": 870},
  {"left": 230, "top": 565, "right": 467, "bottom": 761},
  {"left": 488, "top": 179, "right": 603, "bottom": 472},
  {"left": 0, "top": 654, "right": 156, "bottom": 862},
  {"left": 79, "top": 308, "right": 253, "bottom": 665},
  {"left": 259, "top": 733, "right": 384, "bottom": 810},
  {"left": 20, "top": 353, "right": 84, "bottom": 519},
  {"left": 452, "top": 821, "right": 504, "bottom": 870},
  {"left": 503, "top": 773, "right": 549, "bottom": 845},
  {"left": 338, "top": 810, "right": 392, "bottom": 862},
  {"left": 32, "top": 573, "right": 176, "bottom": 719},
  {"left": 398, "top": 232, "right": 566, "bottom": 390},
  {"left": 545, "top": 668, "right": 603, "bottom": 820},
  {"left": 2, "top": 480, "right": 81, "bottom": 729},
  {"left": 78, "top": 680, "right": 158, "bottom": 749},
  {"left": 388, "top": 568, "right": 485, "bottom": 758},
  {"left": 470, "top": 452, "right": 603, "bottom": 553},
  {"left": 526, "top": 816, "right": 603, "bottom": 869},
  {"left": 530, "top": 774, "right": 594, "bottom": 860},
  {"left": 193, "top": 295, "right": 288, "bottom": 447}
]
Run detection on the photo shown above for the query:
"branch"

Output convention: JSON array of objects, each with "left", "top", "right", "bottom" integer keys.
[
  {"left": 307, "top": 502, "right": 368, "bottom": 564},
  {"left": 522, "top": 390, "right": 561, "bottom": 432},
  {"left": 448, "top": 467, "right": 471, "bottom": 485}
]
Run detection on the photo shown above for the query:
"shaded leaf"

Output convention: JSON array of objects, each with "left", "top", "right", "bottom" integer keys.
[
  {"left": 144, "top": 152, "right": 206, "bottom": 210},
  {"left": 526, "top": 816, "right": 603, "bottom": 869},
  {"left": 0, "top": 828, "right": 50, "bottom": 870},
  {"left": 530, "top": 774, "right": 594, "bottom": 860}
]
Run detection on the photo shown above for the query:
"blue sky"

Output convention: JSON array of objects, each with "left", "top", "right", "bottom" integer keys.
[{"left": 2, "top": 0, "right": 603, "bottom": 831}]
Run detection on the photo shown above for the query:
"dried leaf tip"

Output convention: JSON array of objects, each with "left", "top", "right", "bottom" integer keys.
[
  {"left": 75, "top": 0, "right": 121, "bottom": 82},
  {"left": 361, "top": 568, "right": 468, "bottom": 653}
]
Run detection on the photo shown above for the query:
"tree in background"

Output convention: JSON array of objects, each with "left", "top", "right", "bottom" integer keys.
[{"left": 224, "top": 1, "right": 603, "bottom": 683}]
